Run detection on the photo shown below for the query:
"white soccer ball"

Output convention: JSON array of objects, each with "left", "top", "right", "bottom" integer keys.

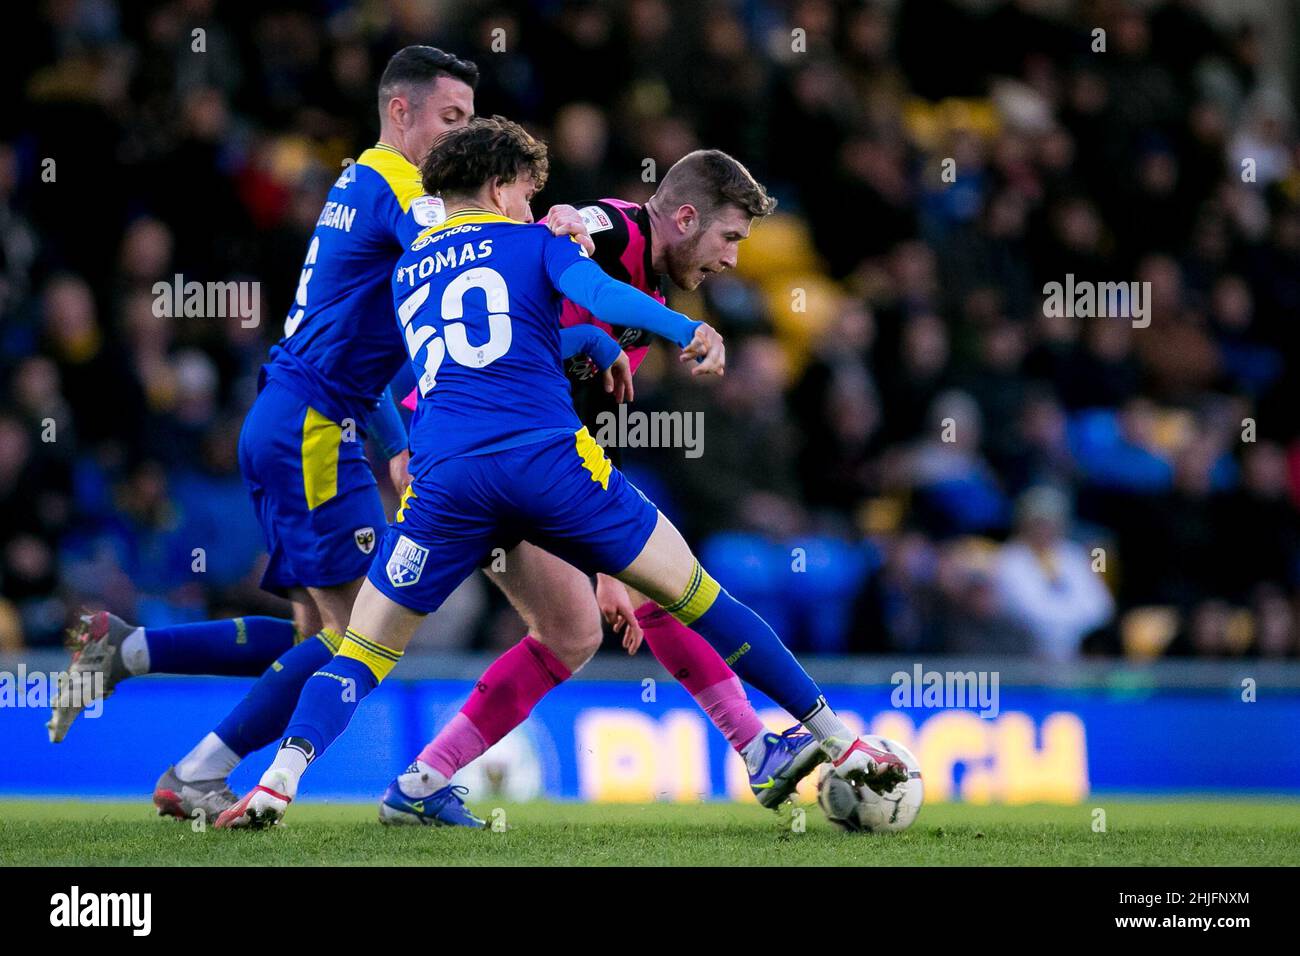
[{"left": 816, "top": 735, "right": 924, "bottom": 833}]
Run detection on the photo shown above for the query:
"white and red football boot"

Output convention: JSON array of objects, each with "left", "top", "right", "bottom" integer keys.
[
  {"left": 215, "top": 772, "right": 294, "bottom": 829},
  {"left": 826, "top": 736, "right": 910, "bottom": 793}
]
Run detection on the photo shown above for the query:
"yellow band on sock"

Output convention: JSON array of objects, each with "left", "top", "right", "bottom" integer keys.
[
  {"left": 662, "top": 561, "right": 721, "bottom": 626},
  {"left": 314, "top": 628, "right": 343, "bottom": 654},
  {"left": 337, "top": 627, "right": 403, "bottom": 681}
]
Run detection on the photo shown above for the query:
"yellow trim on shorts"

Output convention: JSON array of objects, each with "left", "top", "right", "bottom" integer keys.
[
  {"left": 337, "top": 627, "right": 403, "bottom": 681},
  {"left": 395, "top": 484, "right": 417, "bottom": 523},
  {"left": 663, "top": 561, "right": 721, "bottom": 626},
  {"left": 574, "top": 427, "right": 611, "bottom": 491},
  {"left": 301, "top": 407, "right": 342, "bottom": 510}
]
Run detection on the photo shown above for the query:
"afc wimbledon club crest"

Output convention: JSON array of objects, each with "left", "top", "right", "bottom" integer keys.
[
  {"left": 386, "top": 535, "right": 428, "bottom": 588},
  {"left": 354, "top": 527, "right": 376, "bottom": 554}
]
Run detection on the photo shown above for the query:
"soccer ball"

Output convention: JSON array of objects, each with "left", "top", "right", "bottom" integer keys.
[{"left": 816, "top": 736, "right": 923, "bottom": 833}]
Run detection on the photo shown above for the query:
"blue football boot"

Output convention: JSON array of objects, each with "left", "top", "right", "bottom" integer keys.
[
  {"left": 749, "top": 726, "right": 828, "bottom": 809},
  {"left": 378, "top": 768, "right": 486, "bottom": 828}
]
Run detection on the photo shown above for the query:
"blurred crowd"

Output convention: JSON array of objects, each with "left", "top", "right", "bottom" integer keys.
[{"left": 2, "top": 0, "right": 1299, "bottom": 661}]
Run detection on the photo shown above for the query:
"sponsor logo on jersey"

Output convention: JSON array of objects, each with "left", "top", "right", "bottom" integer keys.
[
  {"left": 410, "top": 224, "right": 483, "bottom": 252},
  {"left": 386, "top": 535, "right": 428, "bottom": 588},
  {"left": 354, "top": 527, "right": 376, "bottom": 554},
  {"left": 566, "top": 354, "right": 598, "bottom": 382},
  {"left": 617, "top": 327, "right": 650, "bottom": 349}
]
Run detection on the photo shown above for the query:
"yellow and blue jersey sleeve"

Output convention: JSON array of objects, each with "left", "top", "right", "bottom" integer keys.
[
  {"left": 356, "top": 145, "right": 423, "bottom": 212},
  {"left": 267, "top": 145, "right": 435, "bottom": 428},
  {"left": 355, "top": 145, "right": 444, "bottom": 246}
]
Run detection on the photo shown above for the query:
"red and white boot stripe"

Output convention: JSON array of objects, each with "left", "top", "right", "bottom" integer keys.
[
  {"left": 214, "top": 785, "right": 292, "bottom": 829},
  {"left": 832, "top": 737, "right": 881, "bottom": 771}
]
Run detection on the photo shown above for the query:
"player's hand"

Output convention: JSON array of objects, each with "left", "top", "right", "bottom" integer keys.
[
  {"left": 388, "top": 449, "right": 411, "bottom": 496},
  {"left": 680, "top": 323, "right": 725, "bottom": 376},
  {"left": 596, "top": 574, "right": 644, "bottom": 655},
  {"left": 602, "top": 351, "right": 635, "bottom": 403},
  {"left": 545, "top": 204, "right": 596, "bottom": 256}
]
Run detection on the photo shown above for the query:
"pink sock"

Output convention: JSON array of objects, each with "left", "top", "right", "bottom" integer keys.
[
  {"left": 417, "top": 713, "right": 486, "bottom": 781},
  {"left": 636, "top": 601, "right": 766, "bottom": 752},
  {"left": 418, "top": 635, "right": 571, "bottom": 779}
]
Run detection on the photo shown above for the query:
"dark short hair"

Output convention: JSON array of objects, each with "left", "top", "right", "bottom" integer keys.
[
  {"left": 377, "top": 45, "right": 478, "bottom": 113},
  {"left": 654, "top": 149, "right": 777, "bottom": 222},
  {"left": 420, "top": 115, "right": 549, "bottom": 200}
]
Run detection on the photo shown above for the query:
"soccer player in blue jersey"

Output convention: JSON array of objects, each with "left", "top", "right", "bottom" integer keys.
[
  {"left": 216, "top": 116, "right": 907, "bottom": 829},
  {"left": 46, "top": 47, "right": 599, "bottom": 819},
  {"left": 49, "top": 44, "right": 824, "bottom": 825},
  {"left": 386, "top": 152, "right": 830, "bottom": 826}
]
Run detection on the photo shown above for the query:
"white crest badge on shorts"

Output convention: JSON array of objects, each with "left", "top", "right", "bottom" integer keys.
[
  {"left": 354, "top": 527, "right": 376, "bottom": 555},
  {"left": 386, "top": 535, "right": 428, "bottom": 588}
]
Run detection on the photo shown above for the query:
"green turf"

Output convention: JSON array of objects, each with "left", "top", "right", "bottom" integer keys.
[{"left": 1, "top": 799, "right": 1297, "bottom": 866}]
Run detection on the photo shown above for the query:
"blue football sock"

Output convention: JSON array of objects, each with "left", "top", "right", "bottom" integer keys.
[
  {"left": 283, "top": 628, "right": 401, "bottom": 758},
  {"left": 144, "top": 616, "right": 298, "bottom": 676},
  {"left": 665, "top": 562, "right": 823, "bottom": 720},
  {"left": 212, "top": 630, "right": 342, "bottom": 757}
]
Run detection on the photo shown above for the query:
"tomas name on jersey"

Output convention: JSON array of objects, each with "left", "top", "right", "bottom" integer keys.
[{"left": 396, "top": 226, "right": 495, "bottom": 284}]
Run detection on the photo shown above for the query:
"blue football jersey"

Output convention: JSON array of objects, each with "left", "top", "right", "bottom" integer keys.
[
  {"left": 392, "top": 207, "right": 592, "bottom": 474},
  {"left": 263, "top": 144, "right": 443, "bottom": 426}
]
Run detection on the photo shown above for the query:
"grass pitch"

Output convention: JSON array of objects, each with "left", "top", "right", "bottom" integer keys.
[{"left": 1, "top": 798, "right": 1297, "bottom": 866}]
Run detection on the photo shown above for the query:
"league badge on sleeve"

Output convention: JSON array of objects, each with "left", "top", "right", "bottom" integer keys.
[
  {"left": 411, "top": 195, "right": 445, "bottom": 228},
  {"left": 578, "top": 205, "right": 613, "bottom": 234}
]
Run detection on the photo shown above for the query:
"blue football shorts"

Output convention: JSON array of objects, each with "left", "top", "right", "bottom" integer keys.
[
  {"left": 366, "top": 427, "right": 659, "bottom": 614},
  {"left": 238, "top": 380, "right": 387, "bottom": 595}
]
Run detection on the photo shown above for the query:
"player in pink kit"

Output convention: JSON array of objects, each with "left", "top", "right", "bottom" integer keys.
[{"left": 385, "top": 151, "right": 833, "bottom": 825}]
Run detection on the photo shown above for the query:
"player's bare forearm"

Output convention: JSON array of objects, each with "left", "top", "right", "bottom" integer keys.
[{"left": 388, "top": 449, "right": 411, "bottom": 496}]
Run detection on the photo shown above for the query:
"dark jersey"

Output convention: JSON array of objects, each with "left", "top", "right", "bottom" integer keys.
[{"left": 559, "top": 199, "right": 665, "bottom": 383}]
